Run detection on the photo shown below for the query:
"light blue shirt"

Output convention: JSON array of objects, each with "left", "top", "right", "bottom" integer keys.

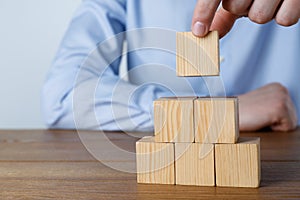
[{"left": 42, "top": 0, "right": 300, "bottom": 131}]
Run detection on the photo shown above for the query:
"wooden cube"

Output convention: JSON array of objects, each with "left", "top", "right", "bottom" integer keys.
[
  {"left": 176, "top": 31, "right": 219, "bottom": 77},
  {"left": 154, "top": 97, "right": 196, "bottom": 143},
  {"left": 194, "top": 97, "right": 239, "bottom": 144},
  {"left": 175, "top": 143, "right": 215, "bottom": 186},
  {"left": 136, "top": 136, "right": 175, "bottom": 185},
  {"left": 215, "top": 137, "right": 261, "bottom": 188}
]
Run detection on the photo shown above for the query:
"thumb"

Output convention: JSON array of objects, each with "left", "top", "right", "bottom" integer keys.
[{"left": 210, "top": 7, "right": 240, "bottom": 38}]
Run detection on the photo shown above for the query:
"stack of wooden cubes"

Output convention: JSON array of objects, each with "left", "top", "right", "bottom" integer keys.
[{"left": 136, "top": 31, "right": 261, "bottom": 188}]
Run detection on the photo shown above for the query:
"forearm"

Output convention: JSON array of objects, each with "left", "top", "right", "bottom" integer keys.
[{"left": 72, "top": 74, "right": 172, "bottom": 131}]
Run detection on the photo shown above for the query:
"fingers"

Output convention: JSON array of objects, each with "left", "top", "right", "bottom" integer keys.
[
  {"left": 248, "top": 0, "right": 282, "bottom": 24},
  {"left": 222, "top": 0, "right": 252, "bottom": 16},
  {"left": 222, "top": 0, "right": 300, "bottom": 26},
  {"left": 287, "top": 98, "right": 298, "bottom": 130},
  {"left": 192, "top": 0, "right": 221, "bottom": 37},
  {"left": 192, "top": 0, "right": 300, "bottom": 38},
  {"left": 277, "top": 97, "right": 298, "bottom": 131},
  {"left": 276, "top": 0, "right": 300, "bottom": 26},
  {"left": 271, "top": 114, "right": 298, "bottom": 132},
  {"left": 270, "top": 88, "right": 298, "bottom": 132},
  {"left": 210, "top": 7, "right": 240, "bottom": 38},
  {"left": 238, "top": 83, "right": 298, "bottom": 132},
  {"left": 271, "top": 112, "right": 297, "bottom": 132}
]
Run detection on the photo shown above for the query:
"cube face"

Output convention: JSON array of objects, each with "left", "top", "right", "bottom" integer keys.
[
  {"left": 175, "top": 143, "right": 215, "bottom": 186},
  {"left": 136, "top": 137, "right": 175, "bottom": 185},
  {"left": 194, "top": 97, "right": 239, "bottom": 144},
  {"left": 215, "top": 137, "right": 261, "bottom": 188},
  {"left": 135, "top": 27, "right": 261, "bottom": 188},
  {"left": 176, "top": 31, "right": 219, "bottom": 77},
  {"left": 154, "top": 97, "right": 195, "bottom": 143}
]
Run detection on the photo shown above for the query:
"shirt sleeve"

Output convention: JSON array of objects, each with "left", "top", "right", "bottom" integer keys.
[{"left": 41, "top": 0, "right": 172, "bottom": 131}]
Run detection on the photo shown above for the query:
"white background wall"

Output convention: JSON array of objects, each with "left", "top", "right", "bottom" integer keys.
[{"left": 0, "top": 0, "right": 81, "bottom": 129}]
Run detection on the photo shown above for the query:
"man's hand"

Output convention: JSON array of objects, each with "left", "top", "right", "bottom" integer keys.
[
  {"left": 238, "top": 83, "right": 298, "bottom": 132},
  {"left": 192, "top": 0, "right": 300, "bottom": 38}
]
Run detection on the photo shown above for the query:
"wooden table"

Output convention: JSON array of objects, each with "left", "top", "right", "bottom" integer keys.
[{"left": 0, "top": 129, "right": 299, "bottom": 199}]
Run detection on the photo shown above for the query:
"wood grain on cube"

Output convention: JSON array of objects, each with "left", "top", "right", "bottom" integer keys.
[
  {"left": 136, "top": 137, "right": 175, "bottom": 185},
  {"left": 175, "top": 143, "right": 215, "bottom": 186},
  {"left": 194, "top": 97, "right": 239, "bottom": 144},
  {"left": 154, "top": 97, "right": 196, "bottom": 143},
  {"left": 176, "top": 31, "right": 219, "bottom": 77},
  {"left": 215, "top": 137, "right": 261, "bottom": 188}
]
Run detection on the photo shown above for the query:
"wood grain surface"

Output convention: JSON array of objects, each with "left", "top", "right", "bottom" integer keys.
[
  {"left": 215, "top": 137, "right": 261, "bottom": 188},
  {"left": 136, "top": 137, "right": 175, "bottom": 184},
  {"left": 194, "top": 97, "right": 239, "bottom": 144},
  {"left": 176, "top": 31, "right": 220, "bottom": 77},
  {"left": 175, "top": 143, "right": 215, "bottom": 186},
  {"left": 154, "top": 97, "right": 195, "bottom": 142},
  {"left": 0, "top": 129, "right": 299, "bottom": 199}
]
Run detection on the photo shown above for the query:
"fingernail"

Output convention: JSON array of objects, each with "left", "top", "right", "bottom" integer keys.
[{"left": 193, "top": 21, "right": 207, "bottom": 37}]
